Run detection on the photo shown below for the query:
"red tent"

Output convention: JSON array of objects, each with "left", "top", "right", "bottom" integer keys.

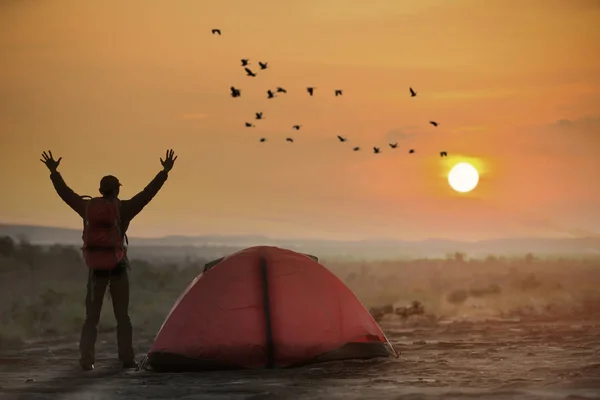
[{"left": 143, "top": 246, "right": 398, "bottom": 371}]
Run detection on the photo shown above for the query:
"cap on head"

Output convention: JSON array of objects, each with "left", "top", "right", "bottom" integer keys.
[{"left": 99, "top": 175, "right": 122, "bottom": 196}]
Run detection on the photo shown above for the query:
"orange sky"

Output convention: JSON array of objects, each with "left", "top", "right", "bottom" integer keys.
[{"left": 1, "top": 0, "right": 599, "bottom": 240}]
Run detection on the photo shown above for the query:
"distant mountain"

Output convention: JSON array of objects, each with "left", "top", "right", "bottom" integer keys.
[{"left": 0, "top": 223, "right": 599, "bottom": 259}]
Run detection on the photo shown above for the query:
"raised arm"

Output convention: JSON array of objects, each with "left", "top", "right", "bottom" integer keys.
[
  {"left": 40, "top": 151, "right": 86, "bottom": 218},
  {"left": 121, "top": 149, "right": 177, "bottom": 221},
  {"left": 121, "top": 170, "right": 168, "bottom": 221}
]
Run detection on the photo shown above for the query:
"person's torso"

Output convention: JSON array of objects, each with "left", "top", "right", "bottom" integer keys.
[{"left": 82, "top": 198, "right": 131, "bottom": 238}]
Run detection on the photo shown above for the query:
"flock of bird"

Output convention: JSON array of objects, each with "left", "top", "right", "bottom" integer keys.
[{"left": 212, "top": 28, "right": 448, "bottom": 157}]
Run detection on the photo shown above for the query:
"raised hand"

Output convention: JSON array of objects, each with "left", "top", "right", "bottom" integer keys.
[
  {"left": 160, "top": 149, "right": 177, "bottom": 172},
  {"left": 40, "top": 151, "right": 62, "bottom": 172}
]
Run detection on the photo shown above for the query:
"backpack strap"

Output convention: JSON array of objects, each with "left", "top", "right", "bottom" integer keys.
[
  {"left": 83, "top": 197, "right": 95, "bottom": 302},
  {"left": 81, "top": 196, "right": 92, "bottom": 232},
  {"left": 113, "top": 199, "right": 131, "bottom": 271},
  {"left": 82, "top": 197, "right": 94, "bottom": 245},
  {"left": 112, "top": 197, "right": 124, "bottom": 255}
]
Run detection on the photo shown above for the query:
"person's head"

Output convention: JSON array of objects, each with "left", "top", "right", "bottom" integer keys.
[{"left": 99, "top": 175, "right": 122, "bottom": 198}]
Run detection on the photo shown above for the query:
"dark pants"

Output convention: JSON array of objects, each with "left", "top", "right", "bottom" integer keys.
[{"left": 79, "top": 261, "right": 135, "bottom": 366}]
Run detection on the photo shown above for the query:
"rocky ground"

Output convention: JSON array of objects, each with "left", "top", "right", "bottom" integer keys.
[{"left": 1, "top": 315, "right": 599, "bottom": 400}]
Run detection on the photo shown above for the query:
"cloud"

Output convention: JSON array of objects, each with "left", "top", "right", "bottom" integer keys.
[
  {"left": 178, "top": 113, "right": 211, "bottom": 121},
  {"left": 384, "top": 128, "right": 415, "bottom": 142},
  {"left": 524, "top": 115, "right": 600, "bottom": 138},
  {"left": 453, "top": 126, "right": 488, "bottom": 133},
  {"left": 569, "top": 0, "right": 600, "bottom": 10},
  {"left": 429, "top": 89, "right": 518, "bottom": 100},
  {"left": 521, "top": 115, "right": 600, "bottom": 159},
  {"left": 553, "top": 116, "right": 600, "bottom": 131},
  {"left": 521, "top": 215, "right": 600, "bottom": 239}
]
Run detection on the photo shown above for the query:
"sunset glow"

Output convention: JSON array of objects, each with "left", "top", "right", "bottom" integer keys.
[
  {"left": 448, "top": 162, "right": 479, "bottom": 193},
  {"left": 0, "top": 0, "right": 599, "bottom": 240}
]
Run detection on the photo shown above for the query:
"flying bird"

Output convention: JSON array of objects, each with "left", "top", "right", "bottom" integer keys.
[
  {"left": 292, "top": 125, "right": 301, "bottom": 130},
  {"left": 389, "top": 142, "right": 398, "bottom": 149},
  {"left": 258, "top": 61, "right": 268, "bottom": 70},
  {"left": 409, "top": 87, "right": 416, "bottom": 97},
  {"left": 409, "top": 149, "right": 415, "bottom": 154},
  {"left": 334, "top": 89, "right": 343, "bottom": 96},
  {"left": 373, "top": 147, "right": 380, "bottom": 154},
  {"left": 230, "top": 86, "right": 241, "bottom": 98},
  {"left": 241, "top": 59, "right": 249, "bottom": 66},
  {"left": 259, "top": 138, "right": 266, "bottom": 142},
  {"left": 307, "top": 87, "right": 315, "bottom": 96},
  {"left": 429, "top": 121, "right": 438, "bottom": 127},
  {"left": 267, "top": 90, "right": 275, "bottom": 99},
  {"left": 440, "top": 151, "right": 447, "bottom": 157},
  {"left": 337, "top": 135, "right": 347, "bottom": 142},
  {"left": 211, "top": 29, "right": 221, "bottom": 35},
  {"left": 353, "top": 147, "right": 360, "bottom": 151},
  {"left": 255, "top": 112, "right": 263, "bottom": 120},
  {"left": 245, "top": 122, "right": 254, "bottom": 127},
  {"left": 244, "top": 68, "right": 256, "bottom": 77},
  {"left": 286, "top": 138, "right": 294, "bottom": 143},
  {"left": 276, "top": 87, "right": 287, "bottom": 93}
]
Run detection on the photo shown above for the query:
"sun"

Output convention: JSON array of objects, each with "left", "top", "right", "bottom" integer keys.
[{"left": 448, "top": 162, "right": 479, "bottom": 193}]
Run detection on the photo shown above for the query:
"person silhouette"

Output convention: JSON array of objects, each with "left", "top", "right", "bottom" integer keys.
[{"left": 40, "top": 149, "right": 178, "bottom": 371}]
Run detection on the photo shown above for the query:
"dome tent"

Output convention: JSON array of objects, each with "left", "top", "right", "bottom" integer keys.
[{"left": 141, "top": 246, "right": 398, "bottom": 372}]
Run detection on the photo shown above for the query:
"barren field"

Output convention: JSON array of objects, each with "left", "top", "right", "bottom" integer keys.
[
  {"left": 1, "top": 316, "right": 600, "bottom": 400},
  {"left": 1, "top": 240, "right": 600, "bottom": 399}
]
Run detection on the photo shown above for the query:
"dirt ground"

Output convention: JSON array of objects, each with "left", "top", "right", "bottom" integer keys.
[{"left": 1, "top": 316, "right": 599, "bottom": 400}]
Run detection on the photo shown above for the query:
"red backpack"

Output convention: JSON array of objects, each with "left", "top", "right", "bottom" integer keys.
[{"left": 81, "top": 197, "right": 126, "bottom": 270}]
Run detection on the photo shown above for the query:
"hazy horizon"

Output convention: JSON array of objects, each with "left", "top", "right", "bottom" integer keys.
[
  {"left": 1, "top": 222, "right": 598, "bottom": 244},
  {"left": 1, "top": 0, "right": 599, "bottom": 241}
]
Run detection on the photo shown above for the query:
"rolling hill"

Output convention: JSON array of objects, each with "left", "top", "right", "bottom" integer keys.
[{"left": 1, "top": 223, "right": 599, "bottom": 261}]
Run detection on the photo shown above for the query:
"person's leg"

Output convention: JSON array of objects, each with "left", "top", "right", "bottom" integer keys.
[
  {"left": 109, "top": 267, "right": 136, "bottom": 367},
  {"left": 79, "top": 274, "right": 109, "bottom": 370}
]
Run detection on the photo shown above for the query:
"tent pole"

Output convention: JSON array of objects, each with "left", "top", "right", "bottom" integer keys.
[{"left": 260, "top": 255, "right": 275, "bottom": 368}]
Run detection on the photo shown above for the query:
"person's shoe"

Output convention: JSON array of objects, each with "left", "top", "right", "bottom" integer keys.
[
  {"left": 122, "top": 360, "right": 138, "bottom": 369},
  {"left": 79, "top": 361, "right": 94, "bottom": 371}
]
